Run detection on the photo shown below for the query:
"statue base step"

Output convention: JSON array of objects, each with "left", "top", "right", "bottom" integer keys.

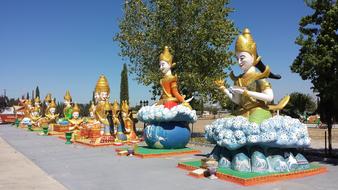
[{"left": 177, "top": 160, "right": 327, "bottom": 186}]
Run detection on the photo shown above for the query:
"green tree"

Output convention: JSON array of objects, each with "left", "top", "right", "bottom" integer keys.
[
  {"left": 190, "top": 98, "right": 204, "bottom": 112},
  {"left": 281, "top": 92, "right": 317, "bottom": 119},
  {"left": 79, "top": 103, "right": 90, "bottom": 117},
  {"left": 26, "top": 92, "right": 29, "bottom": 100},
  {"left": 115, "top": 0, "right": 237, "bottom": 103},
  {"left": 291, "top": 0, "right": 337, "bottom": 155},
  {"left": 35, "top": 86, "right": 40, "bottom": 98},
  {"left": 92, "top": 91, "right": 95, "bottom": 104},
  {"left": 7, "top": 98, "right": 19, "bottom": 107},
  {"left": 0, "top": 96, "right": 9, "bottom": 112},
  {"left": 56, "top": 101, "right": 63, "bottom": 117},
  {"left": 31, "top": 90, "right": 34, "bottom": 101},
  {"left": 120, "top": 63, "right": 129, "bottom": 104}
]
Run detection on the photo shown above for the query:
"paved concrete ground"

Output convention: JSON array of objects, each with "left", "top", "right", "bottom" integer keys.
[
  {"left": 0, "top": 124, "right": 337, "bottom": 190},
  {"left": 0, "top": 131, "right": 67, "bottom": 190}
]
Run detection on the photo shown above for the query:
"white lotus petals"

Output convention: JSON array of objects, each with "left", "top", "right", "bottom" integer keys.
[{"left": 204, "top": 115, "right": 311, "bottom": 150}]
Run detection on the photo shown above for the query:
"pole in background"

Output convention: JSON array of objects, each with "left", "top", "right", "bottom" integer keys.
[{"left": 325, "top": 130, "right": 327, "bottom": 156}]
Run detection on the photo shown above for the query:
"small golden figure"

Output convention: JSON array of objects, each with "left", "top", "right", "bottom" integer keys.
[
  {"left": 121, "top": 100, "right": 138, "bottom": 141},
  {"left": 63, "top": 90, "right": 73, "bottom": 120},
  {"left": 45, "top": 99, "right": 59, "bottom": 125}
]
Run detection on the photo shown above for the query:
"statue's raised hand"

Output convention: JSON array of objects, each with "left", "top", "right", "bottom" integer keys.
[{"left": 214, "top": 78, "right": 225, "bottom": 90}]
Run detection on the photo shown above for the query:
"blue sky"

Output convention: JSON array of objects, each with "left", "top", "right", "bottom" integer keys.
[{"left": 0, "top": 0, "right": 314, "bottom": 106}]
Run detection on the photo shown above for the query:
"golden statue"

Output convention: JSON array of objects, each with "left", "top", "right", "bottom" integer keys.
[
  {"left": 68, "top": 103, "right": 83, "bottom": 130},
  {"left": 44, "top": 93, "right": 52, "bottom": 114},
  {"left": 30, "top": 106, "right": 42, "bottom": 126},
  {"left": 23, "top": 99, "right": 33, "bottom": 118},
  {"left": 63, "top": 90, "right": 73, "bottom": 120},
  {"left": 157, "top": 46, "right": 192, "bottom": 109},
  {"left": 113, "top": 100, "right": 127, "bottom": 142},
  {"left": 85, "top": 102, "right": 99, "bottom": 125},
  {"left": 34, "top": 96, "right": 41, "bottom": 114},
  {"left": 215, "top": 28, "right": 290, "bottom": 124},
  {"left": 94, "top": 75, "right": 112, "bottom": 135},
  {"left": 45, "top": 99, "right": 59, "bottom": 125},
  {"left": 121, "top": 100, "right": 138, "bottom": 141}
]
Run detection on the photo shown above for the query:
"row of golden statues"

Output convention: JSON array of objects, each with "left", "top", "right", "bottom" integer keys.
[{"left": 21, "top": 75, "right": 138, "bottom": 143}]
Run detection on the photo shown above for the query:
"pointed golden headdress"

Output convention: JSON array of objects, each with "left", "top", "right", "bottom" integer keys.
[
  {"left": 95, "top": 75, "right": 110, "bottom": 94},
  {"left": 73, "top": 103, "right": 80, "bottom": 113},
  {"left": 49, "top": 99, "right": 57, "bottom": 108},
  {"left": 44, "top": 93, "right": 52, "bottom": 102},
  {"left": 121, "top": 100, "right": 129, "bottom": 113},
  {"left": 34, "top": 96, "right": 41, "bottom": 103},
  {"left": 235, "top": 28, "right": 257, "bottom": 60},
  {"left": 160, "top": 46, "right": 173, "bottom": 66},
  {"left": 26, "top": 99, "right": 32, "bottom": 106},
  {"left": 64, "top": 90, "right": 72, "bottom": 101},
  {"left": 112, "top": 100, "right": 120, "bottom": 114}
]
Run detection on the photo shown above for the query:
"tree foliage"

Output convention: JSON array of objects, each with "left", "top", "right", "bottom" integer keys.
[
  {"left": 115, "top": 0, "right": 238, "bottom": 102},
  {"left": 291, "top": 0, "right": 337, "bottom": 154},
  {"left": 35, "top": 86, "right": 40, "bottom": 98},
  {"left": 0, "top": 96, "right": 9, "bottom": 112},
  {"left": 120, "top": 63, "right": 130, "bottom": 104},
  {"left": 281, "top": 92, "right": 316, "bottom": 118}
]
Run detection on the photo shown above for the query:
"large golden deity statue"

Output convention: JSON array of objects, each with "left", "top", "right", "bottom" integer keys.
[
  {"left": 157, "top": 46, "right": 191, "bottom": 109},
  {"left": 215, "top": 28, "right": 289, "bottom": 124},
  {"left": 94, "top": 75, "right": 112, "bottom": 135}
]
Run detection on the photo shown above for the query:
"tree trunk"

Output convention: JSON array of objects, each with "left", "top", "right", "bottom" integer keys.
[{"left": 327, "top": 117, "right": 332, "bottom": 156}]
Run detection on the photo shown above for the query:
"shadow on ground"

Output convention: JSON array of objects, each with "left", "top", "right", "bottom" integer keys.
[{"left": 303, "top": 148, "right": 338, "bottom": 166}]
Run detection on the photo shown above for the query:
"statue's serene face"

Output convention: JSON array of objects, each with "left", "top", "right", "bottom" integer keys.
[
  {"left": 159, "top": 60, "right": 171, "bottom": 74},
  {"left": 35, "top": 102, "right": 40, "bottom": 107},
  {"left": 122, "top": 112, "right": 127, "bottom": 118},
  {"left": 90, "top": 111, "right": 94, "bottom": 118},
  {"left": 100, "top": 92, "right": 109, "bottom": 101},
  {"left": 64, "top": 100, "right": 71, "bottom": 106},
  {"left": 236, "top": 52, "right": 254, "bottom": 72},
  {"left": 94, "top": 92, "right": 99, "bottom": 103},
  {"left": 45, "top": 102, "right": 49, "bottom": 107},
  {"left": 50, "top": 108, "right": 56, "bottom": 114},
  {"left": 73, "top": 112, "right": 79, "bottom": 119},
  {"left": 32, "top": 111, "right": 38, "bottom": 117}
]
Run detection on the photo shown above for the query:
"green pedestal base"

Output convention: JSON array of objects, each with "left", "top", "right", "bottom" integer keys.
[
  {"left": 116, "top": 146, "right": 201, "bottom": 158},
  {"left": 65, "top": 132, "right": 73, "bottom": 144},
  {"left": 42, "top": 127, "right": 49, "bottom": 136}
]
